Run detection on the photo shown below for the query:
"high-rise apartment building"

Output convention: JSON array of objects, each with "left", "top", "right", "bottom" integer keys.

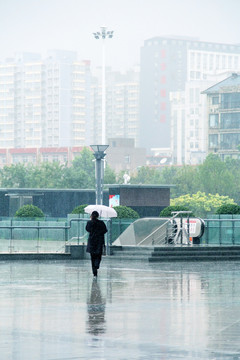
[
  {"left": 203, "top": 73, "right": 240, "bottom": 160},
  {"left": 140, "top": 36, "right": 240, "bottom": 154},
  {"left": 0, "top": 61, "right": 16, "bottom": 148},
  {"left": 90, "top": 69, "right": 139, "bottom": 145},
  {"left": 170, "top": 72, "right": 236, "bottom": 165},
  {"left": 0, "top": 51, "right": 91, "bottom": 149}
]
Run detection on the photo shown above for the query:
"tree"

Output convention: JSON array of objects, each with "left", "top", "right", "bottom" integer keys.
[
  {"left": 173, "top": 165, "right": 200, "bottom": 197},
  {"left": 28, "top": 162, "right": 66, "bottom": 188},
  {"left": 0, "top": 163, "right": 29, "bottom": 188},
  {"left": 15, "top": 204, "right": 44, "bottom": 218},
  {"left": 158, "top": 166, "right": 179, "bottom": 186},
  {"left": 104, "top": 164, "right": 116, "bottom": 184},
  {"left": 130, "top": 166, "right": 162, "bottom": 184},
  {"left": 171, "top": 191, "right": 236, "bottom": 218},
  {"left": 0, "top": 147, "right": 117, "bottom": 190},
  {"left": 64, "top": 148, "right": 95, "bottom": 189},
  {"left": 198, "top": 154, "right": 235, "bottom": 195}
]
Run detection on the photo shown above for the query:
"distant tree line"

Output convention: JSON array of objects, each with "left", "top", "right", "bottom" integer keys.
[
  {"left": 0, "top": 148, "right": 115, "bottom": 189},
  {"left": 129, "top": 153, "right": 240, "bottom": 204},
  {"left": 1, "top": 151, "right": 240, "bottom": 205}
]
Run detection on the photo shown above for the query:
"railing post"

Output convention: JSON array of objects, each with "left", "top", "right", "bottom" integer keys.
[
  {"left": 219, "top": 220, "right": 222, "bottom": 245},
  {"left": 206, "top": 220, "right": 209, "bottom": 244},
  {"left": 109, "top": 219, "right": 112, "bottom": 251},
  {"left": 232, "top": 220, "right": 235, "bottom": 245},
  {"left": 77, "top": 217, "right": 80, "bottom": 245},
  {"left": 180, "top": 216, "right": 183, "bottom": 245},
  {"left": 187, "top": 215, "right": 190, "bottom": 245},
  {"left": 9, "top": 219, "right": 13, "bottom": 253},
  {"left": 65, "top": 221, "right": 68, "bottom": 244},
  {"left": 118, "top": 219, "right": 121, "bottom": 238},
  {"left": 37, "top": 221, "right": 40, "bottom": 253},
  {"left": 106, "top": 219, "right": 111, "bottom": 256}
]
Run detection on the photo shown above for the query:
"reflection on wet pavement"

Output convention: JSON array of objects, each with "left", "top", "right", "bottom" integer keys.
[
  {"left": 0, "top": 259, "right": 240, "bottom": 359},
  {"left": 87, "top": 279, "right": 106, "bottom": 336}
]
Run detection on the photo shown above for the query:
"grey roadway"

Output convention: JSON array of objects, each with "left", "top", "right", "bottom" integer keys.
[{"left": 0, "top": 258, "right": 240, "bottom": 359}]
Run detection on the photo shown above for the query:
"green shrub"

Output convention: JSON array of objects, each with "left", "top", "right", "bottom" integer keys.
[
  {"left": 171, "top": 192, "right": 235, "bottom": 218},
  {"left": 113, "top": 206, "right": 139, "bottom": 219},
  {"left": 159, "top": 205, "right": 193, "bottom": 217},
  {"left": 215, "top": 204, "right": 240, "bottom": 214},
  {"left": 71, "top": 204, "right": 88, "bottom": 214},
  {"left": 15, "top": 204, "right": 44, "bottom": 218}
]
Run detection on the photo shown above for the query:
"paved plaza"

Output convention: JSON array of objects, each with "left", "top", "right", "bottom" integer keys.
[{"left": 0, "top": 258, "right": 240, "bottom": 359}]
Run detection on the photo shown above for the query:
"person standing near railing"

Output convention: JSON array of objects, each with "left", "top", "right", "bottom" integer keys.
[{"left": 86, "top": 211, "right": 107, "bottom": 277}]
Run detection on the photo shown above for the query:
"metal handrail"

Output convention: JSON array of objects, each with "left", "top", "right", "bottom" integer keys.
[
  {"left": 137, "top": 212, "right": 189, "bottom": 246},
  {"left": 0, "top": 218, "right": 112, "bottom": 255}
]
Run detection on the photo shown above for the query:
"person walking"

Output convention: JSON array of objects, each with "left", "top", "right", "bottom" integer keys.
[{"left": 86, "top": 211, "right": 108, "bottom": 277}]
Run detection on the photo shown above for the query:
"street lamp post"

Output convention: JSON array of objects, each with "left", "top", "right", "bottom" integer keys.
[
  {"left": 90, "top": 145, "right": 109, "bottom": 205},
  {"left": 93, "top": 27, "right": 114, "bottom": 144}
]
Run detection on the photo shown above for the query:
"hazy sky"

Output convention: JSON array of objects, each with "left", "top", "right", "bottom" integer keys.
[{"left": 1, "top": 0, "right": 240, "bottom": 71}]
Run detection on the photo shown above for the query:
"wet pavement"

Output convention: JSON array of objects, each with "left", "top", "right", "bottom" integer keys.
[{"left": 0, "top": 259, "right": 240, "bottom": 359}]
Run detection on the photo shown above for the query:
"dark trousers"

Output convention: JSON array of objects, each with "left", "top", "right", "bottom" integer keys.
[{"left": 90, "top": 254, "right": 102, "bottom": 276}]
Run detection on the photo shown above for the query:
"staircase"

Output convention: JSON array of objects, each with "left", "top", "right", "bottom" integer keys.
[
  {"left": 110, "top": 246, "right": 153, "bottom": 260},
  {"left": 110, "top": 245, "right": 240, "bottom": 262},
  {"left": 149, "top": 245, "right": 240, "bottom": 262}
]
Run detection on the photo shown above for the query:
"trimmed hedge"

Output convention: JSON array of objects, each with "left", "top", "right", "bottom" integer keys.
[
  {"left": 159, "top": 205, "right": 193, "bottom": 217},
  {"left": 15, "top": 204, "right": 44, "bottom": 218},
  {"left": 215, "top": 204, "right": 240, "bottom": 215},
  {"left": 113, "top": 206, "right": 139, "bottom": 219},
  {"left": 71, "top": 204, "right": 88, "bottom": 214}
]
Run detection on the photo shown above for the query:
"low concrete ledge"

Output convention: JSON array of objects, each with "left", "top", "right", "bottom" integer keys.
[
  {"left": 0, "top": 253, "right": 71, "bottom": 261},
  {"left": 65, "top": 244, "right": 90, "bottom": 259},
  {"left": 0, "top": 245, "right": 91, "bottom": 261}
]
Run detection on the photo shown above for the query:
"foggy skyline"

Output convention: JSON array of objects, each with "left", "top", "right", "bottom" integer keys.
[{"left": 1, "top": 0, "right": 240, "bottom": 71}]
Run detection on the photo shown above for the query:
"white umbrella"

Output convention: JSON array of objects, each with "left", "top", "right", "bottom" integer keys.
[{"left": 84, "top": 205, "right": 117, "bottom": 218}]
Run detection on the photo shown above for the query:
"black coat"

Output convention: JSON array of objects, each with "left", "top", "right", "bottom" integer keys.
[{"left": 86, "top": 219, "right": 108, "bottom": 255}]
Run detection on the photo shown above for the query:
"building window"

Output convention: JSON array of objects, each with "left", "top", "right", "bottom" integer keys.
[
  {"left": 160, "top": 114, "right": 166, "bottom": 123},
  {"left": 160, "top": 63, "right": 166, "bottom": 71},
  {"left": 161, "top": 50, "right": 166, "bottom": 58},
  {"left": 221, "top": 93, "right": 240, "bottom": 109},
  {"left": 212, "top": 96, "right": 219, "bottom": 105},
  {"left": 220, "top": 133, "right": 240, "bottom": 150},
  {"left": 160, "top": 76, "right": 166, "bottom": 84},
  {"left": 209, "top": 114, "right": 219, "bottom": 128},
  {"left": 124, "top": 155, "right": 130, "bottom": 164},
  {"left": 209, "top": 134, "right": 218, "bottom": 149},
  {"left": 160, "top": 102, "right": 166, "bottom": 110},
  {"left": 221, "top": 112, "right": 240, "bottom": 129},
  {"left": 160, "top": 89, "right": 166, "bottom": 97}
]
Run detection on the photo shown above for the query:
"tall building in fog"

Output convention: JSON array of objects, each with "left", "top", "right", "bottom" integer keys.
[
  {"left": 140, "top": 36, "right": 240, "bottom": 155},
  {"left": 90, "top": 68, "right": 139, "bottom": 145},
  {"left": 0, "top": 51, "right": 91, "bottom": 149}
]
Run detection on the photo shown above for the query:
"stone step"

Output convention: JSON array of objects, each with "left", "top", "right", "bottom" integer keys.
[
  {"left": 110, "top": 245, "right": 240, "bottom": 262},
  {"left": 110, "top": 255, "right": 149, "bottom": 261},
  {"left": 152, "top": 246, "right": 240, "bottom": 252},
  {"left": 149, "top": 254, "right": 240, "bottom": 262},
  {"left": 151, "top": 250, "right": 240, "bottom": 256},
  {"left": 112, "top": 249, "right": 152, "bottom": 255}
]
